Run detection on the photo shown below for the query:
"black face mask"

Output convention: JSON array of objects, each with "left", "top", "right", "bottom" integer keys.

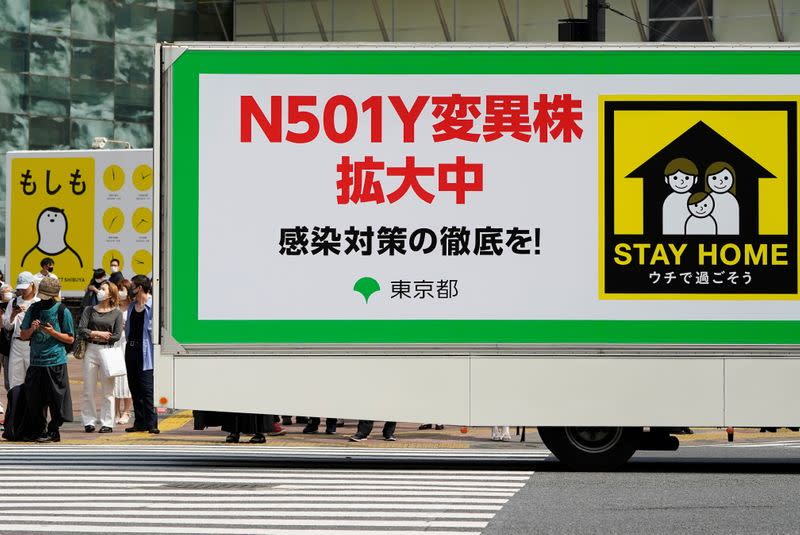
[{"left": 46, "top": 266, "right": 54, "bottom": 273}]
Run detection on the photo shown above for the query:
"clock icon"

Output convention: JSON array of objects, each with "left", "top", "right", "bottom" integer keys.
[
  {"left": 133, "top": 164, "right": 153, "bottom": 191},
  {"left": 103, "top": 165, "right": 125, "bottom": 191},
  {"left": 102, "top": 250, "right": 124, "bottom": 273},
  {"left": 131, "top": 207, "right": 153, "bottom": 234},
  {"left": 131, "top": 249, "right": 152, "bottom": 276},
  {"left": 103, "top": 207, "right": 125, "bottom": 234}
]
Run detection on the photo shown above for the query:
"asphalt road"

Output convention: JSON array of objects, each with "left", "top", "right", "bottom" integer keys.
[{"left": 487, "top": 441, "right": 800, "bottom": 535}]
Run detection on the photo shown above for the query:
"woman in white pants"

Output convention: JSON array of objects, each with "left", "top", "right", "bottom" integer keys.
[{"left": 79, "top": 281, "right": 123, "bottom": 433}]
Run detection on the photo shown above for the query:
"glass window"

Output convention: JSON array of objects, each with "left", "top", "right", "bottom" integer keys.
[
  {"left": 114, "top": 83, "right": 153, "bottom": 123},
  {"left": 28, "top": 75, "right": 69, "bottom": 117},
  {"left": 116, "top": 3, "right": 157, "bottom": 44},
  {"left": 30, "top": 0, "right": 71, "bottom": 37},
  {"left": 115, "top": 44, "right": 153, "bottom": 85},
  {"left": 158, "top": 0, "right": 197, "bottom": 11},
  {"left": 71, "top": 0, "right": 115, "bottom": 42},
  {"left": 29, "top": 115, "right": 69, "bottom": 149},
  {"left": 0, "top": 113, "right": 29, "bottom": 153},
  {"left": 114, "top": 121, "right": 152, "bottom": 149},
  {"left": 0, "top": 0, "right": 30, "bottom": 33},
  {"left": 157, "top": 8, "right": 197, "bottom": 41},
  {"left": 0, "top": 73, "right": 28, "bottom": 114},
  {"left": 197, "top": 1, "right": 233, "bottom": 41},
  {"left": 455, "top": 0, "right": 513, "bottom": 41},
  {"left": 650, "top": 0, "right": 712, "bottom": 19},
  {"left": 332, "top": 0, "right": 391, "bottom": 42},
  {"left": 71, "top": 39, "right": 114, "bottom": 81},
  {"left": 70, "top": 118, "right": 113, "bottom": 149},
  {"left": 649, "top": 19, "right": 711, "bottom": 41},
  {"left": 29, "top": 35, "right": 69, "bottom": 77},
  {"left": 283, "top": 0, "right": 331, "bottom": 42},
  {"left": 70, "top": 78, "right": 113, "bottom": 120},
  {"left": 395, "top": 0, "right": 453, "bottom": 42},
  {"left": 0, "top": 32, "right": 29, "bottom": 73}
]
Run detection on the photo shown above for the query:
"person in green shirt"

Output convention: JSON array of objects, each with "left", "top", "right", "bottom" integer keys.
[{"left": 19, "top": 276, "right": 74, "bottom": 443}]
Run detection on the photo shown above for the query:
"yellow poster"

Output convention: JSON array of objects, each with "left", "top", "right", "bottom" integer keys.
[{"left": 9, "top": 158, "right": 95, "bottom": 292}]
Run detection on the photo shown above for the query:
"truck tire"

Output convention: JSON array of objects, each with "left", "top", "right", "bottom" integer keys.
[{"left": 538, "top": 426, "right": 642, "bottom": 471}]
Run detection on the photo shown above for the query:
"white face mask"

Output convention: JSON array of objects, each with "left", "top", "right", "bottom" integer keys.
[
  {"left": 110, "top": 266, "right": 119, "bottom": 273},
  {"left": 118, "top": 291, "right": 128, "bottom": 300},
  {"left": 96, "top": 290, "right": 108, "bottom": 302},
  {"left": 3, "top": 292, "right": 13, "bottom": 302}
]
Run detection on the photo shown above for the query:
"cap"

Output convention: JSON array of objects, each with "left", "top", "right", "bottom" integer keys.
[
  {"left": 15, "top": 271, "right": 35, "bottom": 290},
  {"left": 37, "top": 276, "right": 61, "bottom": 299}
]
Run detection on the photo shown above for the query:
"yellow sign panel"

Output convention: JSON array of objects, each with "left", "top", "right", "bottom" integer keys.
[
  {"left": 9, "top": 158, "right": 95, "bottom": 292},
  {"left": 599, "top": 96, "right": 799, "bottom": 299}
]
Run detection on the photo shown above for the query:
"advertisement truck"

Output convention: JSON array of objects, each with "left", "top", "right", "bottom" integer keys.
[{"left": 156, "top": 43, "right": 800, "bottom": 469}]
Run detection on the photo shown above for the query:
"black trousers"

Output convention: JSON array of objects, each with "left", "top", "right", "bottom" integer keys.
[
  {"left": 357, "top": 420, "right": 396, "bottom": 438},
  {"left": 308, "top": 417, "right": 337, "bottom": 431},
  {"left": 25, "top": 364, "right": 72, "bottom": 435},
  {"left": 125, "top": 342, "right": 157, "bottom": 430}
]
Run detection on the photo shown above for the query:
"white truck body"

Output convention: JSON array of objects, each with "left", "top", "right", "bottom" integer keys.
[{"left": 156, "top": 43, "right": 800, "bottom": 429}]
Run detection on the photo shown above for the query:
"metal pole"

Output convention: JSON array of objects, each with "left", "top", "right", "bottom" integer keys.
[
  {"left": 587, "top": 0, "right": 605, "bottom": 41},
  {"left": 261, "top": 1, "right": 279, "bottom": 42},
  {"left": 768, "top": 0, "right": 785, "bottom": 42},
  {"left": 498, "top": 0, "right": 516, "bottom": 41},
  {"left": 310, "top": 0, "right": 329, "bottom": 41},
  {"left": 696, "top": 0, "right": 714, "bottom": 41},
  {"left": 630, "top": 0, "right": 647, "bottom": 41},
  {"left": 433, "top": 0, "right": 452, "bottom": 42},
  {"left": 372, "top": 0, "right": 390, "bottom": 42}
]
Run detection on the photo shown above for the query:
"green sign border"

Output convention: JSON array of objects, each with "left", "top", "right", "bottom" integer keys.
[{"left": 171, "top": 49, "right": 800, "bottom": 345}]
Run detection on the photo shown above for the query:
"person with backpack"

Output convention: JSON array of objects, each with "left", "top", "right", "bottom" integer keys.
[{"left": 19, "top": 276, "right": 75, "bottom": 443}]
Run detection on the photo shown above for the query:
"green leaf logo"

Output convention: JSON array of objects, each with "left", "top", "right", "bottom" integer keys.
[{"left": 354, "top": 277, "right": 380, "bottom": 303}]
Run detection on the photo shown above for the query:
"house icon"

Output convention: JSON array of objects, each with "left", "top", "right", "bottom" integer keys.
[{"left": 626, "top": 121, "right": 775, "bottom": 237}]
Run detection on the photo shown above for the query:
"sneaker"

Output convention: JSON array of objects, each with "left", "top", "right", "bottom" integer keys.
[
  {"left": 249, "top": 433, "right": 266, "bottom": 444},
  {"left": 302, "top": 425, "right": 319, "bottom": 434},
  {"left": 98, "top": 426, "right": 113, "bottom": 433},
  {"left": 225, "top": 433, "right": 240, "bottom": 443},
  {"left": 36, "top": 431, "right": 60, "bottom": 443},
  {"left": 148, "top": 428, "right": 160, "bottom": 434},
  {"left": 84, "top": 425, "right": 96, "bottom": 433},
  {"left": 418, "top": 424, "right": 432, "bottom": 430},
  {"left": 349, "top": 434, "right": 367, "bottom": 442},
  {"left": 117, "top": 413, "right": 130, "bottom": 425},
  {"left": 434, "top": 424, "right": 445, "bottom": 430},
  {"left": 500, "top": 433, "right": 511, "bottom": 442},
  {"left": 490, "top": 433, "right": 501, "bottom": 441},
  {"left": 383, "top": 435, "right": 397, "bottom": 441},
  {"left": 125, "top": 426, "right": 146, "bottom": 433},
  {"left": 325, "top": 425, "right": 337, "bottom": 435},
  {"left": 267, "top": 428, "right": 287, "bottom": 437}
]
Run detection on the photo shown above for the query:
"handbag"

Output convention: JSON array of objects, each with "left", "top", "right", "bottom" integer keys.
[
  {"left": 100, "top": 345, "right": 127, "bottom": 378},
  {"left": 72, "top": 337, "right": 87, "bottom": 360}
]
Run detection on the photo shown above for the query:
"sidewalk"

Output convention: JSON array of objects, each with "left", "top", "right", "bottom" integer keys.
[{"left": 1, "top": 356, "right": 799, "bottom": 447}]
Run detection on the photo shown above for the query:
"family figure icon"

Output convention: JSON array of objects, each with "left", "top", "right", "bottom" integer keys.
[{"left": 662, "top": 157, "right": 739, "bottom": 236}]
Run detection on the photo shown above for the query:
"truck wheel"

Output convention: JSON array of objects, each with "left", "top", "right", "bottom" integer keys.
[{"left": 538, "top": 426, "right": 642, "bottom": 471}]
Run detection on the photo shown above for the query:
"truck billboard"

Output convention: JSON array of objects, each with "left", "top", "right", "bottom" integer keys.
[
  {"left": 166, "top": 47, "right": 799, "bottom": 346},
  {"left": 6, "top": 149, "right": 154, "bottom": 296}
]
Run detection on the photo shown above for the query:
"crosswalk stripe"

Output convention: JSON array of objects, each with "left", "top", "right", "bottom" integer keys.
[
  {"left": 0, "top": 445, "right": 532, "bottom": 535},
  {"left": 0, "top": 526, "right": 482, "bottom": 535},
  {"left": 0, "top": 510, "right": 497, "bottom": 519}
]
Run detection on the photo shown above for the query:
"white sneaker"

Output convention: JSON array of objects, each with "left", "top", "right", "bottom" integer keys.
[
  {"left": 490, "top": 432, "right": 501, "bottom": 441},
  {"left": 500, "top": 433, "right": 511, "bottom": 442}
]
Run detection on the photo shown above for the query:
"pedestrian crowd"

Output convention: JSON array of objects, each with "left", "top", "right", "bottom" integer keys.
[
  {"left": 0, "top": 259, "right": 157, "bottom": 442},
  {"left": 0, "top": 260, "right": 513, "bottom": 444}
]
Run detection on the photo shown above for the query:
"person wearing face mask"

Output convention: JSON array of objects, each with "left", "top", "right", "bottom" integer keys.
[
  {"left": 1, "top": 273, "right": 39, "bottom": 441},
  {"left": 113, "top": 279, "right": 133, "bottom": 425},
  {"left": 78, "top": 281, "right": 123, "bottom": 433},
  {"left": 124, "top": 275, "right": 158, "bottom": 434},
  {"left": 81, "top": 268, "right": 107, "bottom": 311},
  {"left": 0, "top": 284, "right": 13, "bottom": 418},
  {"left": 32, "top": 258, "right": 59, "bottom": 296}
]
